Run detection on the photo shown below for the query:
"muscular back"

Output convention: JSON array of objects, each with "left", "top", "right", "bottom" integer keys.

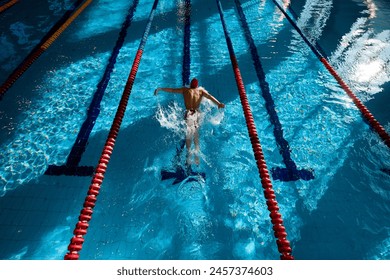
[{"left": 182, "top": 87, "right": 205, "bottom": 110}]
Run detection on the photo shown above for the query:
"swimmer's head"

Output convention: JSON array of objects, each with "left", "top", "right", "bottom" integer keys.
[{"left": 190, "top": 78, "right": 198, "bottom": 88}]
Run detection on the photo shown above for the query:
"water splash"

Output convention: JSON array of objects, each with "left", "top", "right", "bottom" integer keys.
[
  {"left": 155, "top": 102, "right": 186, "bottom": 136},
  {"left": 155, "top": 99, "right": 224, "bottom": 135}
]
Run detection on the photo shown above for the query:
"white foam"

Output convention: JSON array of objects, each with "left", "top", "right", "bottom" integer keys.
[
  {"left": 155, "top": 102, "right": 185, "bottom": 136},
  {"left": 201, "top": 98, "right": 225, "bottom": 126}
]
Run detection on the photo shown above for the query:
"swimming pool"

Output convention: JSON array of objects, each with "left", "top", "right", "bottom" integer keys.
[{"left": 0, "top": 0, "right": 389, "bottom": 260}]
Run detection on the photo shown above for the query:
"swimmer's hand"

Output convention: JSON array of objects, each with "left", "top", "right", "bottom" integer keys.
[
  {"left": 154, "top": 88, "right": 160, "bottom": 95},
  {"left": 218, "top": 103, "right": 225, "bottom": 109}
]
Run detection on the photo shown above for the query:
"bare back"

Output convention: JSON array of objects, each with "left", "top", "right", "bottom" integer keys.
[{"left": 182, "top": 87, "right": 204, "bottom": 110}]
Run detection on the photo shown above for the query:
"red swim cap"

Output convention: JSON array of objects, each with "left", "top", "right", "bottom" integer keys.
[{"left": 190, "top": 78, "right": 198, "bottom": 88}]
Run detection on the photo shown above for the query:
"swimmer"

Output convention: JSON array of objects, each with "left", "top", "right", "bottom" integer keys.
[{"left": 154, "top": 78, "right": 225, "bottom": 165}]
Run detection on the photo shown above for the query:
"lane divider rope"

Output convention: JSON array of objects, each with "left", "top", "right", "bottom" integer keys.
[
  {"left": 0, "top": 0, "right": 18, "bottom": 13},
  {"left": 216, "top": 0, "right": 293, "bottom": 260},
  {"left": 234, "top": 0, "right": 314, "bottom": 182},
  {"left": 276, "top": 1, "right": 327, "bottom": 59},
  {"left": 64, "top": 0, "right": 160, "bottom": 260},
  {"left": 0, "top": 0, "right": 93, "bottom": 99},
  {"left": 271, "top": 0, "right": 390, "bottom": 149}
]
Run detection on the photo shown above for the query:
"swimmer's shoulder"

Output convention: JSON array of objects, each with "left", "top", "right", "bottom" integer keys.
[{"left": 198, "top": 86, "right": 209, "bottom": 96}]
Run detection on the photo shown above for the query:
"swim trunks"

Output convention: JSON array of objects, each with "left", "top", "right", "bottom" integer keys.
[{"left": 184, "top": 109, "right": 200, "bottom": 133}]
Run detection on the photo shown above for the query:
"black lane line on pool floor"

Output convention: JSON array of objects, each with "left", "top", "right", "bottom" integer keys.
[
  {"left": 64, "top": 0, "right": 161, "bottom": 259},
  {"left": 160, "top": 0, "right": 205, "bottom": 184},
  {"left": 45, "top": 0, "right": 140, "bottom": 176},
  {"left": 182, "top": 0, "right": 191, "bottom": 86},
  {"left": 234, "top": 0, "right": 314, "bottom": 181},
  {"left": 216, "top": 0, "right": 294, "bottom": 259}
]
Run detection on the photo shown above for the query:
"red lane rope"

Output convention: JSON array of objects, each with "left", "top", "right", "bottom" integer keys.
[
  {"left": 270, "top": 0, "right": 390, "bottom": 149},
  {"left": 0, "top": 0, "right": 93, "bottom": 99},
  {"left": 64, "top": 0, "right": 160, "bottom": 260},
  {"left": 216, "top": 0, "right": 293, "bottom": 260},
  {"left": 321, "top": 58, "right": 390, "bottom": 148},
  {"left": 0, "top": 0, "right": 18, "bottom": 13}
]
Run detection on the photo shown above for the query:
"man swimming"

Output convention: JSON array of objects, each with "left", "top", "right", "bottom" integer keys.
[{"left": 154, "top": 78, "right": 225, "bottom": 165}]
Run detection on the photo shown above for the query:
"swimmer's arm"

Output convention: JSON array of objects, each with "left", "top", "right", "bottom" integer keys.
[
  {"left": 201, "top": 88, "right": 225, "bottom": 109},
  {"left": 154, "top": 87, "right": 183, "bottom": 95}
]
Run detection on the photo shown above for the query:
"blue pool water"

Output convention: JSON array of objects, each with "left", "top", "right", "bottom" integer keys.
[{"left": 0, "top": 0, "right": 389, "bottom": 260}]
